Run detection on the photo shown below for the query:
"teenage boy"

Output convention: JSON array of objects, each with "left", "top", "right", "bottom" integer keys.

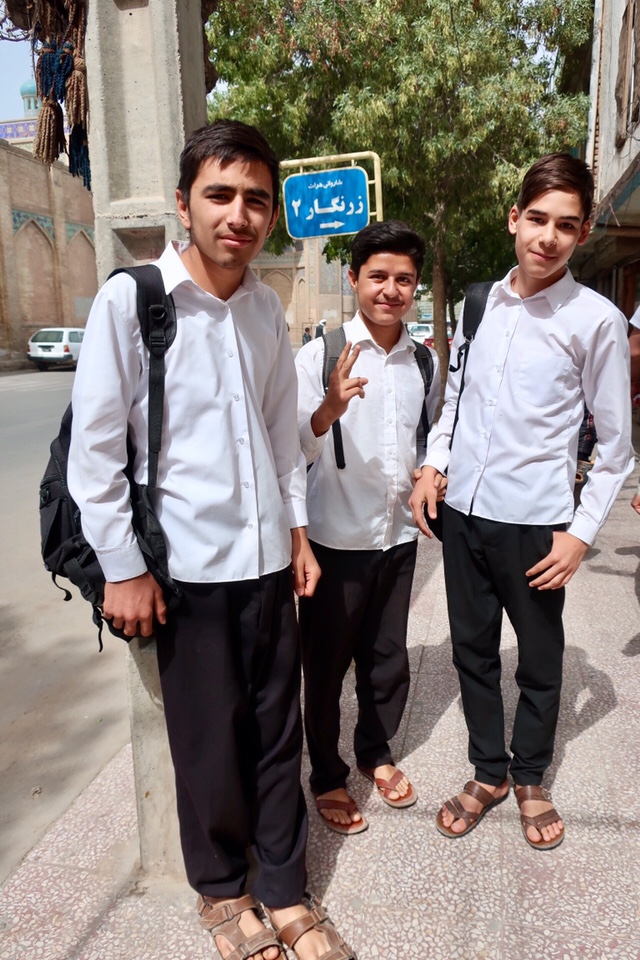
[
  {"left": 68, "top": 120, "right": 355, "bottom": 960},
  {"left": 296, "top": 221, "right": 440, "bottom": 834},
  {"left": 410, "top": 153, "right": 634, "bottom": 851}
]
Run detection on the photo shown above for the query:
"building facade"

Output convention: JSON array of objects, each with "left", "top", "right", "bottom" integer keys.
[
  {"left": 0, "top": 77, "right": 96, "bottom": 365},
  {"left": 576, "top": 0, "right": 640, "bottom": 316}
]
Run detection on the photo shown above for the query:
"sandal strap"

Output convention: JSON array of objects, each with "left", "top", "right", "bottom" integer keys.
[
  {"left": 521, "top": 808, "right": 561, "bottom": 831},
  {"left": 461, "top": 781, "right": 497, "bottom": 807},
  {"left": 514, "top": 784, "right": 552, "bottom": 805},
  {"left": 197, "top": 895, "right": 282, "bottom": 960},
  {"left": 443, "top": 795, "right": 479, "bottom": 825},
  {"left": 515, "top": 785, "right": 561, "bottom": 832},
  {"left": 374, "top": 768, "right": 403, "bottom": 792},
  {"left": 267, "top": 896, "right": 355, "bottom": 959},
  {"left": 197, "top": 894, "right": 258, "bottom": 929},
  {"left": 316, "top": 797, "right": 359, "bottom": 814}
]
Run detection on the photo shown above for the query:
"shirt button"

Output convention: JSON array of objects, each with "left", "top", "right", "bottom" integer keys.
[
  {"left": 247, "top": 523, "right": 253, "bottom": 529},
  {"left": 234, "top": 394, "right": 241, "bottom": 401},
  {"left": 227, "top": 350, "right": 234, "bottom": 357},
  {"left": 243, "top": 481, "right": 250, "bottom": 488},
  {"left": 387, "top": 418, "right": 392, "bottom": 424},
  {"left": 238, "top": 438, "right": 245, "bottom": 445},
  {"left": 496, "top": 366, "right": 502, "bottom": 373},
  {"left": 482, "top": 432, "right": 488, "bottom": 439},
  {"left": 488, "top": 399, "right": 495, "bottom": 406},
  {"left": 476, "top": 466, "right": 481, "bottom": 472}
]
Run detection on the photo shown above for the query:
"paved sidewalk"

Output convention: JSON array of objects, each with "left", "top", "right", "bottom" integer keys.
[{"left": 1, "top": 452, "right": 640, "bottom": 960}]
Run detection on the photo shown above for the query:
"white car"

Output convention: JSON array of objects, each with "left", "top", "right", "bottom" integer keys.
[{"left": 27, "top": 327, "right": 85, "bottom": 370}]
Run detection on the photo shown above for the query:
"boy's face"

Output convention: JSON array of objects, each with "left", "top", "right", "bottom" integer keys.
[
  {"left": 176, "top": 156, "right": 278, "bottom": 277},
  {"left": 348, "top": 252, "right": 419, "bottom": 330},
  {"left": 508, "top": 189, "right": 590, "bottom": 295}
]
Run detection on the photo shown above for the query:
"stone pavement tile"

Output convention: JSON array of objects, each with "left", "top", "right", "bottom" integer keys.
[
  {"left": 0, "top": 860, "right": 129, "bottom": 960},
  {"left": 74, "top": 881, "right": 210, "bottom": 960},
  {"left": 0, "top": 746, "right": 138, "bottom": 960},
  {"left": 317, "top": 902, "right": 502, "bottom": 960},
  {"left": 501, "top": 825, "right": 640, "bottom": 940},
  {"left": 501, "top": 927, "right": 640, "bottom": 960},
  {"left": 23, "top": 745, "right": 137, "bottom": 874}
]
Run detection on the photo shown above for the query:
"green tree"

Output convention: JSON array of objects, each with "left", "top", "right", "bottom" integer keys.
[{"left": 207, "top": 0, "right": 592, "bottom": 358}]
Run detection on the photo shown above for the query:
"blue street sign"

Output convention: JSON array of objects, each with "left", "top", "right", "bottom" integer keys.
[{"left": 282, "top": 166, "right": 370, "bottom": 240}]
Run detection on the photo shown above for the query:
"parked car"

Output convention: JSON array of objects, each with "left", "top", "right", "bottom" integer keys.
[
  {"left": 27, "top": 327, "right": 85, "bottom": 370},
  {"left": 406, "top": 322, "right": 434, "bottom": 341},
  {"left": 406, "top": 320, "right": 453, "bottom": 349}
]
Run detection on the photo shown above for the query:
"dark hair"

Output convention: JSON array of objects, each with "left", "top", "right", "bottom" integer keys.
[
  {"left": 178, "top": 119, "right": 280, "bottom": 209},
  {"left": 518, "top": 153, "right": 594, "bottom": 221},
  {"left": 350, "top": 220, "right": 425, "bottom": 279}
]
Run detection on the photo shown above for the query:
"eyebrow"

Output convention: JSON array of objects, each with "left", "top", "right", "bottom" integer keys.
[
  {"left": 203, "top": 182, "right": 272, "bottom": 202},
  {"left": 527, "top": 207, "right": 582, "bottom": 222}
]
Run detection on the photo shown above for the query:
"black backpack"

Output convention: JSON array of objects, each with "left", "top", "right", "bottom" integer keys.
[{"left": 39, "top": 264, "right": 182, "bottom": 649}]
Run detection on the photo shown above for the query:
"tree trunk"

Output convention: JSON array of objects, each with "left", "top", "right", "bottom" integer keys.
[{"left": 432, "top": 231, "right": 449, "bottom": 402}]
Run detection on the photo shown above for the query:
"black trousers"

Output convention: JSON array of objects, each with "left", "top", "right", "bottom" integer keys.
[
  {"left": 442, "top": 504, "right": 565, "bottom": 786},
  {"left": 155, "top": 569, "right": 308, "bottom": 907},
  {"left": 299, "top": 539, "right": 417, "bottom": 796}
]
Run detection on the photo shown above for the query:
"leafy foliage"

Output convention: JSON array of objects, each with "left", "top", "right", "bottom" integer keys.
[{"left": 206, "top": 0, "right": 592, "bottom": 350}]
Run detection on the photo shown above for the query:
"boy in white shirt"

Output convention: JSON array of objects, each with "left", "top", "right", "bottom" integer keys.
[
  {"left": 69, "top": 120, "right": 354, "bottom": 960},
  {"left": 296, "top": 221, "right": 440, "bottom": 834},
  {"left": 411, "top": 154, "right": 634, "bottom": 850}
]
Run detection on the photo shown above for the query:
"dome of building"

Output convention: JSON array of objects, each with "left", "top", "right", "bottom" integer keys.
[
  {"left": 20, "top": 78, "right": 37, "bottom": 98},
  {"left": 20, "top": 77, "right": 40, "bottom": 118}
]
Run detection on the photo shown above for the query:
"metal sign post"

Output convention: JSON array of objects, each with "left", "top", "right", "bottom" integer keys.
[{"left": 280, "top": 151, "right": 383, "bottom": 241}]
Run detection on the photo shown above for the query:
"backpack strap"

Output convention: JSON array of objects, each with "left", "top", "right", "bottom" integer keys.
[
  {"left": 411, "top": 338, "right": 435, "bottom": 448},
  {"left": 107, "top": 264, "right": 176, "bottom": 491},
  {"left": 321, "top": 326, "right": 347, "bottom": 469},
  {"left": 449, "top": 280, "right": 493, "bottom": 449}
]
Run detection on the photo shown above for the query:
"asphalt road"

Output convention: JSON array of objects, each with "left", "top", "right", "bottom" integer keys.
[{"left": 0, "top": 370, "right": 129, "bottom": 885}]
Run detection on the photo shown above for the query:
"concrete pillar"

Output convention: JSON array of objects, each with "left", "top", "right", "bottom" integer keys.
[
  {"left": 126, "top": 639, "right": 185, "bottom": 879},
  {"left": 85, "top": 0, "right": 207, "bottom": 282},
  {"left": 84, "top": 0, "right": 207, "bottom": 876}
]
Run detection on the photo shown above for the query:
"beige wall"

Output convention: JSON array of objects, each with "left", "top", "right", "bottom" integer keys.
[{"left": 0, "top": 139, "right": 97, "bottom": 362}]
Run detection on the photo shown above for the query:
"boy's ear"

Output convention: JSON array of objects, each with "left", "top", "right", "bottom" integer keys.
[
  {"left": 577, "top": 219, "right": 591, "bottom": 246},
  {"left": 176, "top": 189, "right": 191, "bottom": 231},
  {"left": 266, "top": 203, "right": 280, "bottom": 238},
  {"left": 508, "top": 205, "right": 519, "bottom": 235},
  {"left": 347, "top": 268, "right": 358, "bottom": 291}
]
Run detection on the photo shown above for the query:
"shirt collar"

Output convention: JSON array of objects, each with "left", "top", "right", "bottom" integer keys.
[
  {"left": 158, "top": 241, "right": 260, "bottom": 302},
  {"left": 350, "top": 311, "right": 415, "bottom": 353},
  {"left": 495, "top": 265, "right": 577, "bottom": 314}
]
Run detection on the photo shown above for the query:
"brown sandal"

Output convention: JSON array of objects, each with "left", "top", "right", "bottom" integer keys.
[
  {"left": 436, "top": 780, "right": 509, "bottom": 838},
  {"left": 515, "top": 784, "right": 565, "bottom": 850},
  {"left": 265, "top": 894, "right": 356, "bottom": 960},
  {"left": 315, "top": 795, "right": 369, "bottom": 835},
  {"left": 197, "top": 894, "right": 283, "bottom": 960},
  {"left": 357, "top": 765, "right": 417, "bottom": 808}
]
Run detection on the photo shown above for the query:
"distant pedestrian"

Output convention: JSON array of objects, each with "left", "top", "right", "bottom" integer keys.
[
  {"left": 315, "top": 319, "right": 326, "bottom": 338},
  {"left": 411, "top": 153, "right": 634, "bottom": 851},
  {"left": 302, "top": 326, "right": 312, "bottom": 345}
]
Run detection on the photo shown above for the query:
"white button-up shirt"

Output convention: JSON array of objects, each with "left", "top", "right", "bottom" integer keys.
[
  {"left": 426, "top": 268, "right": 634, "bottom": 545},
  {"left": 68, "top": 241, "right": 307, "bottom": 584},
  {"left": 296, "top": 313, "right": 440, "bottom": 550}
]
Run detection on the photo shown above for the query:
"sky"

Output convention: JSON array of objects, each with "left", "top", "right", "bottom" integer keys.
[{"left": 0, "top": 39, "right": 35, "bottom": 122}]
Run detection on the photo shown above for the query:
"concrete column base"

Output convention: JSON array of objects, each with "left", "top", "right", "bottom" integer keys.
[{"left": 126, "top": 638, "right": 184, "bottom": 880}]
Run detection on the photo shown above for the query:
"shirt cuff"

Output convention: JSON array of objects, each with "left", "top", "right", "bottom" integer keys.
[
  {"left": 285, "top": 500, "right": 308, "bottom": 530},
  {"left": 95, "top": 543, "right": 149, "bottom": 583},
  {"left": 566, "top": 515, "right": 597, "bottom": 547},
  {"left": 299, "top": 418, "right": 326, "bottom": 466},
  {"left": 424, "top": 451, "right": 450, "bottom": 476}
]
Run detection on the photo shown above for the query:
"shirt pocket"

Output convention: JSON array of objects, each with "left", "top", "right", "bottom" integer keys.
[{"left": 513, "top": 355, "right": 571, "bottom": 408}]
